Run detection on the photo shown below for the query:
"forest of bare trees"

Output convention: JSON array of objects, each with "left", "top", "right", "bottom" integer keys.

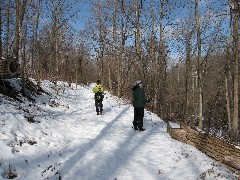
[{"left": 0, "top": 0, "right": 239, "bottom": 143}]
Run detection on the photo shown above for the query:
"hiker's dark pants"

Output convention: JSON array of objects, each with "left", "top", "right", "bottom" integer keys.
[
  {"left": 133, "top": 107, "right": 144, "bottom": 128},
  {"left": 95, "top": 100, "right": 103, "bottom": 113}
]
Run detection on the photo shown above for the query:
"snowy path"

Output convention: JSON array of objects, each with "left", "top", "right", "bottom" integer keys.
[{"left": 0, "top": 81, "right": 237, "bottom": 180}]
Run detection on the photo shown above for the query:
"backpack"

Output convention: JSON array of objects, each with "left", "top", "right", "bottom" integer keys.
[{"left": 93, "top": 84, "right": 104, "bottom": 100}]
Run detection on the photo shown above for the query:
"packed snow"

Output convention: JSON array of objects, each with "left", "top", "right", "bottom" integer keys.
[{"left": 0, "top": 79, "right": 238, "bottom": 180}]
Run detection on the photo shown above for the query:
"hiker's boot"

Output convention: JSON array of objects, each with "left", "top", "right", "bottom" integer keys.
[
  {"left": 139, "top": 128, "right": 145, "bottom": 131},
  {"left": 134, "top": 126, "right": 139, "bottom": 130},
  {"left": 133, "top": 126, "right": 139, "bottom": 131}
]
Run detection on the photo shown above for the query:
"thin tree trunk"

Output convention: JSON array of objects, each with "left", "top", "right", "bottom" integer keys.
[
  {"left": 150, "top": 0, "right": 157, "bottom": 113},
  {"left": 117, "top": 0, "right": 125, "bottom": 97},
  {"left": 6, "top": 1, "right": 10, "bottom": 57},
  {"left": 224, "top": 38, "right": 232, "bottom": 134},
  {"left": 158, "top": 0, "right": 166, "bottom": 118},
  {"left": 14, "top": 0, "right": 20, "bottom": 60},
  {"left": 185, "top": 34, "right": 191, "bottom": 120},
  {"left": 108, "top": 56, "right": 112, "bottom": 93},
  {"left": 97, "top": 1, "right": 104, "bottom": 83},
  {"left": 195, "top": 0, "right": 203, "bottom": 129},
  {"left": 0, "top": 7, "right": 2, "bottom": 58},
  {"left": 75, "top": 56, "right": 78, "bottom": 90},
  {"left": 109, "top": 0, "right": 117, "bottom": 94},
  {"left": 232, "top": 0, "right": 239, "bottom": 141},
  {"left": 20, "top": 25, "right": 27, "bottom": 92},
  {"left": 14, "top": 0, "right": 27, "bottom": 92},
  {"left": 35, "top": 0, "right": 41, "bottom": 90},
  {"left": 134, "top": 0, "right": 142, "bottom": 78}
]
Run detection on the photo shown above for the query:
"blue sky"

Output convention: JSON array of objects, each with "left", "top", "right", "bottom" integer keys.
[{"left": 38, "top": 0, "right": 231, "bottom": 63}]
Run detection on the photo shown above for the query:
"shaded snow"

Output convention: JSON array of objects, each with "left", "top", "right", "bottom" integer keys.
[{"left": 0, "top": 79, "right": 238, "bottom": 180}]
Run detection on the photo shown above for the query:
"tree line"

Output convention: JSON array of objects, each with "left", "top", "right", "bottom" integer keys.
[{"left": 0, "top": 0, "right": 239, "bottom": 143}]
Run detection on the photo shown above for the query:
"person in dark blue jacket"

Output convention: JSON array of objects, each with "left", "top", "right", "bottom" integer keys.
[{"left": 132, "top": 80, "right": 150, "bottom": 131}]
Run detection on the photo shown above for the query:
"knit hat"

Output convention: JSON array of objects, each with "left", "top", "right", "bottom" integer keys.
[{"left": 136, "top": 80, "right": 143, "bottom": 86}]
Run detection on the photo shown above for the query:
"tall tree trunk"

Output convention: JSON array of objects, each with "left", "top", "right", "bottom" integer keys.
[
  {"left": 15, "top": 0, "right": 27, "bottom": 92},
  {"left": 150, "top": 0, "right": 157, "bottom": 113},
  {"left": 51, "top": 0, "right": 60, "bottom": 92},
  {"left": 35, "top": 0, "right": 41, "bottom": 90},
  {"left": 97, "top": 1, "right": 104, "bottom": 83},
  {"left": 231, "top": 0, "right": 239, "bottom": 141},
  {"left": 185, "top": 33, "right": 192, "bottom": 120},
  {"left": 0, "top": 7, "right": 2, "bottom": 58},
  {"left": 117, "top": 0, "right": 126, "bottom": 97},
  {"left": 107, "top": 56, "right": 112, "bottom": 93},
  {"left": 134, "top": 0, "right": 143, "bottom": 79},
  {"left": 75, "top": 57, "right": 78, "bottom": 89},
  {"left": 224, "top": 38, "right": 232, "bottom": 135},
  {"left": 195, "top": 0, "right": 203, "bottom": 129},
  {"left": 55, "top": 0, "right": 59, "bottom": 80},
  {"left": 20, "top": 24, "right": 27, "bottom": 91},
  {"left": 6, "top": 1, "right": 11, "bottom": 57},
  {"left": 14, "top": 0, "right": 20, "bottom": 60},
  {"left": 158, "top": 0, "right": 166, "bottom": 118},
  {"left": 109, "top": 0, "right": 117, "bottom": 94}
]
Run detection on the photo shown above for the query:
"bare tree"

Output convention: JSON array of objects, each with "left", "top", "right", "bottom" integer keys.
[
  {"left": 134, "top": 0, "right": 143, "bottom": 79},
  {"left": 195, "top": 0, "right": 204, "bottom": 129},
  {"left": 96, "top": 0, "right": 105, "bottom": 83},
  {"left": 149, "top": 0, "right": 157, "bottom": 112},
  {"left": 118, "top": 0, "right": 132, "bottom": 97},
  {"left": 184, "top": 24, "right": 195, "bottom": 120},
  {"left": 35, "top": 0, "right": 41, "bottom": 90},
  {"left": 224, "top": 37, "right": 233, "bottom": 137},
  {"left": 229, "top": 0, "right": 239, "bottom": 141},
  {"left": 157, "top": 0, "right": 168, "bottom": 117},
  {"left": 4, "top": 1, "right": 13, "bottom": 57},
  {"left": 0, "top": 6, "right": 2, "bottom": 58},
  {"left": 117, "top": 0, "right": 125, "bottom": 97},
  {"left": 14, "top": 0, "right": 27, "bottom": 91}
]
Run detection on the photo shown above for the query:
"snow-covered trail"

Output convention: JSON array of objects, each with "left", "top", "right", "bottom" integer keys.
[{"left": 0, "top": 81, "right": 237, "bottom": 180}]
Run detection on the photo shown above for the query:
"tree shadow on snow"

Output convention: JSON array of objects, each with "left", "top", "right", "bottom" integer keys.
[{"left": 58, "top": 108, "right": 167, "bottom": 179}]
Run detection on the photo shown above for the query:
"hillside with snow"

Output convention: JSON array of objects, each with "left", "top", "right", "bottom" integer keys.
[{"left": 0, "top": 79, "right": 238, "bottom": 180}]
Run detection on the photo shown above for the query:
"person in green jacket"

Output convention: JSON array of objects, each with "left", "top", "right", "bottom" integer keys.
[
  {"left": 132, "top": 80, "right": 150, "bottom": 131},
  {"left": 93, "top": 79, "right": 104, "bottom": 115}
]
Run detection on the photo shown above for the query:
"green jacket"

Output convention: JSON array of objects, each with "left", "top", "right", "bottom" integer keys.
[{"left": 132, "top": 85, "right": 148, "bottom": 107}]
